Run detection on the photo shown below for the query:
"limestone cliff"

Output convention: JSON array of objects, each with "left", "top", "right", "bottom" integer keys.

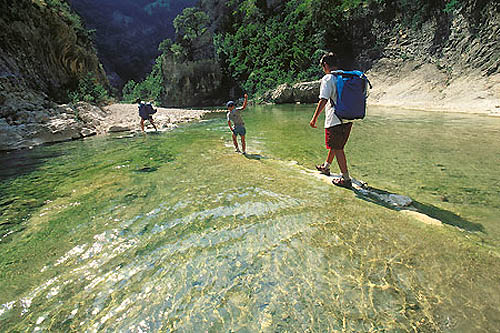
[
  {"left": 0, "top": 0, "right": 108, "bottom": 150},
  {"left": 68, "top": 0, "right": 197, "bottom": 87},
  {"left": 258, "top": 0, "right": 499, "bottom": 113}
]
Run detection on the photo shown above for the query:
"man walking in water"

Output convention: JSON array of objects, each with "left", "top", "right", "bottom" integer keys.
[
  {"left": 227, "top": 93, "right": 248, "bottom": 154},
  {"left": 309, "top": 52, "right": 353, "bottom": 188},
  {"left": 136, "top": 98, "right": 158, "bottom": 133}
]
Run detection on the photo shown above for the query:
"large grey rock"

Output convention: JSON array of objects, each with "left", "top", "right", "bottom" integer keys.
[
  {"left": 73, "top": 102, "right": 108, "bottom": 124},
  {"left": 81, "top": 128, "right": 97, "bottom": 137},
  {"left": 261, "top": 80, "right": 320, "bottom": 104},
  {"left": 292, "top": 81, "right": 320, "bottom": 103},
  {"left": 271, "top": 83, "right": 294, "bottom": 104},
  {"left": 0, "top": 100, "right": 112, "bottom": 151}
]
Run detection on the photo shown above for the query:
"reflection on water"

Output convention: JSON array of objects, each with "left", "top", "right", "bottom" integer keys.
[{"left": 1, "top": 106, "right": 500, "bottom": 331}]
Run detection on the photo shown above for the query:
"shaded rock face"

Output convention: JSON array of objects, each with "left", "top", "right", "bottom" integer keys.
[
  {"left": 68, "top": 0, "right": 197, "bottom": 87},
  {"left": 0, "top": 0, "right": 109, "bottom": 150},
  {"left": 0, "top": 0, "right": 107, "bottom": 104},
  {"left": 349, "top": 0, "right": 499, "bottom": 76},
  {"left": 159, "top": 57, "right": 230, "bottom": 107}
]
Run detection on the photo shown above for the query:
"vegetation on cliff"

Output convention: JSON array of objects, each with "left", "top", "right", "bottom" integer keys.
[
  {"left": 122, "top": 6, "right": 230, "bottom": 107},
  {"left": 124, "top": 0, "right": 498, "bottom": 105},
  {"left": 213, "top": 0, "right": 498, "bottom": 95},
  {"left": 68, "top": 0, "right": 197, "bottom": 86},
  {"left": 0, "top": 0, "right": 109, "bottom": 106}
]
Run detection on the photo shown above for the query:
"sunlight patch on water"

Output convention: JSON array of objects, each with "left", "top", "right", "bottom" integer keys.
[{"left": 0, "top": 186, "right": 310, "bottom": 330}]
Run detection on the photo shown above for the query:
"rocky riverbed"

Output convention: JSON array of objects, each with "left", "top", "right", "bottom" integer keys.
[{"left": 0, "top": 102, "right": 223, "bottom": 152}]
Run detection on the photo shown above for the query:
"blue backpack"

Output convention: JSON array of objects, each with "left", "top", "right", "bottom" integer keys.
[{"left": 332, "top": 70, "right": 371, "bottom": 120}]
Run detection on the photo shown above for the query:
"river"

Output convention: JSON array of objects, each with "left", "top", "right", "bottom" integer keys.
[{"left": 1, "top": 104, "right": 499, "bottom": 332}]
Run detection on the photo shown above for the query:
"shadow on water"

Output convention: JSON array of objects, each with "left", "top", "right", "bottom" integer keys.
[
  {"left": 243, "top": 153, "right": 265, "bottom": 160},
  {"left": 133, "top": 166, "right": 158, "bottom": 173},
  {"left": 350, "top": 185, "right": 484, "bottom": 233},
  {"left": 0, "top": 149, "right": 64, "bottom": 181}
]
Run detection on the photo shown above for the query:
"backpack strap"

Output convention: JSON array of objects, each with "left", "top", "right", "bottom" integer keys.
[{"left": 329, "top": 72, "right": 343, "bottom": 123}]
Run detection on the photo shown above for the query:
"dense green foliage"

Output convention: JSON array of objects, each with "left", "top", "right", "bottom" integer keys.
[
  {"left": 121, "top": 58, "right": 165, "bottom": 103},
  {"left": 121, "top": 0, "right": 473, "bottom": 102},
  {"left": 121, "top": 7, "right": 211, "bottom": 104},
  {"left": 214, "top": 0, "right": 460, "bottom": 95},
  {"left": 68, "top": 73, "right": 110, "bottom": 105},
  {"left": 215, "top": 0, "right": 324, "bottom": 94}
]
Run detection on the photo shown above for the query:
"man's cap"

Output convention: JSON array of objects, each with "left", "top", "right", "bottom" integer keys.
[{"left": 226, "top": 101, "right": 235, "bottom": 107}]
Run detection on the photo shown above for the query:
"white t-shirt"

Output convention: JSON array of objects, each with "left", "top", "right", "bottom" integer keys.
[{"left": 318, "top": 73, "right": 341, "bottom": 128}]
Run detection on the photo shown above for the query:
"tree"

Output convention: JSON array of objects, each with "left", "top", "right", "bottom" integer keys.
[
  {"left": 173, "top": 7, "right": 210, "bottom": 42},
  {"left": 158, "top": 38, "right": 173, "bottom": 54}
]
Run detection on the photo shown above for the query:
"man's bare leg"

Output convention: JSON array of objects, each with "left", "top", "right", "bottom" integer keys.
[
  {"left": 150, "top": 119, "right": 158, "bottom": 131},
  {"left": 333, "top": 149, "right": 350, "bottom": 179},
  {"left": 326, "top": 149, "right": 335, "bottom": 164}
]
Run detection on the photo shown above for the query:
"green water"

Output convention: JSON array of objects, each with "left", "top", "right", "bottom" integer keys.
[{"left": 1, "top": 105, "right": 499, "bottom": 332}]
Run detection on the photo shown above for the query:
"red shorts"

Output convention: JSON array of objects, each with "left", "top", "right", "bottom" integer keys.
[{"left": 325, "top": 123, "right": 352, "bottom": 150}]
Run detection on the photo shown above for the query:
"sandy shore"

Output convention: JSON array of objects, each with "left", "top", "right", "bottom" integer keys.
[
  {"left": 366, "top": 61, "right": 500, "bottom": 117},
  {"left": 101, "top": 104, "right": 225, "bottom": 133}
]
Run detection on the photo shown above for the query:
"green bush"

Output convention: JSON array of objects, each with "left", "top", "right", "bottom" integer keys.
[
  {"left": 214, "top": 0, "right": 323, "bottom": 95},
  {"left": 444, "top": 0, "right": 460, "bottom": 13},
  {"left": 121, "top": 58, "right": 164, "bottom": 103},
  {"left": 68, "top": 73, "right": 110, "bottom": 105}
]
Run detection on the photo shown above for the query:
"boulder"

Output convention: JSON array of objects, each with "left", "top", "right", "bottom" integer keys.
[
  {"left": 73, "top": 102, "right": 108, "bottom": 124},
  {"left": 261, "top": 80, "right": 320, "bottom": 104},
  {"left": 81, "top": 128, "right": 97, "bottom": 137},
  {"left": 292, "top": 81, "right": 320, "bottom": 103}
]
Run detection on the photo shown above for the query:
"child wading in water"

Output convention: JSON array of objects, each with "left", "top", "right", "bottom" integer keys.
[
  {"left": 309, "top": 52, "right": 353, "bottom": 188},
  {"left": 227, "top": 94, "right": 248, "bottom": 154}
]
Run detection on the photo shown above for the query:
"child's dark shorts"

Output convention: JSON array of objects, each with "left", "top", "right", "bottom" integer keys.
[
  {"left": 233, "top": 125, "right": 246, "bottom": 136},
  {"left": 325, "top": 122, "right": 352, "bottom": 150}
]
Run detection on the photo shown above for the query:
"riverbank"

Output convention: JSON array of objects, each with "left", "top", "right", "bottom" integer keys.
[
  {"left": 102, "top": 103, "right": 224, "bottom": 133},
  {"left": 367, "top": 60, "right": 500, "bottom": 116},
  {"left": 0, "top": 103, "right": 224, "bottom": 152}
]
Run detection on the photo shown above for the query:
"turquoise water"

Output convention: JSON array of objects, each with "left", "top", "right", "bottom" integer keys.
[{"left": 1, "top": 105, "right": 499, "bottom": 331}]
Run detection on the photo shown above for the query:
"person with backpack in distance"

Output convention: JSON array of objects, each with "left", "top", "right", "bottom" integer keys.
[
  {"left": 309, "top": 52, "right": 370, "bottom": 188},
  {"left": 227, "top": 93, "right": 248, "bottom": 154},
  {"left": 136, "top": 98, "right": 158, "bottom": 132}
]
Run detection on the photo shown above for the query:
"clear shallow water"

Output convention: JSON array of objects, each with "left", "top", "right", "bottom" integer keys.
[{"left": 1, "top": 105, "right": 499, "bottom": 332}]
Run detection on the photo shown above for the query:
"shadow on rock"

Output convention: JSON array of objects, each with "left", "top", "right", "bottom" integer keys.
[{"left": 351, "top": 184, "right": 484, "bottom": 233}]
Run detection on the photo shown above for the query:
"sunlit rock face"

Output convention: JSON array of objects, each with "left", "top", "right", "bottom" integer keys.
[{"left": 68, "top": 0, "right": 196, "bottom": 87}]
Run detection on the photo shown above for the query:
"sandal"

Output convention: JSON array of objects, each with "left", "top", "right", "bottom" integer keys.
[
  {"left": 315, "top": 164, "right": 331, "bottom": 176},
  {"left": 332, "top": 177, "right": 352, "bottom": 188}
]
